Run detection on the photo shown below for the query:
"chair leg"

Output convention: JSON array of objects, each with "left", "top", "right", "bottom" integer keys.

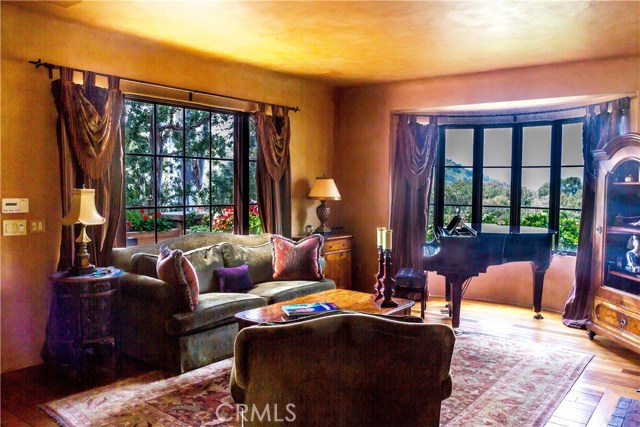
[{"left": 421, "top": 289, "right": 426, "bottom": 319}]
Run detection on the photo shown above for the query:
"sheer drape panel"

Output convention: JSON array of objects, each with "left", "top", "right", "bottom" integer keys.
[
  {"left": 562, "top": 98, "right": 630, "bottom": 328},
  {"left": 390, "top": 115, "right": 439, "bottom": 274},
  {"left": 254, "top": 103, "right": 292, "bottom": 236},
  {"left": 53, "top": 68, "right": 124, "bottom": 270}
]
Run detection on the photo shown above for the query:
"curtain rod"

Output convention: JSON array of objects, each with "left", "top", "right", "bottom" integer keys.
[
  {"left": 29, "top": 58, "right": 300, "bottom": 112},
  {"left": 393, "top": 95, "right": 634, "bottom": 119}
]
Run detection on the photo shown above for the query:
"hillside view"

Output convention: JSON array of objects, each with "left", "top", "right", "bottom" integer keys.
[{"left": 440, "top": 159, "right": 582, "bottom": 251}]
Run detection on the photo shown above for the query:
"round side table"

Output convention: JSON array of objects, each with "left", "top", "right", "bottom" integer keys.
[{"left": 42, "top": 267, "right": 122, "bottom": 385}]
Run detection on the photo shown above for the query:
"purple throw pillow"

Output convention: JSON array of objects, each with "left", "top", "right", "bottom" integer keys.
[{"left": 215, "top": 264, "right": 254, "bottom": 293}]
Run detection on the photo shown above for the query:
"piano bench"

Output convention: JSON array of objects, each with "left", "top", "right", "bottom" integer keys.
[{"left": 394, "top": 268, "right": 428, "bottom": 319}]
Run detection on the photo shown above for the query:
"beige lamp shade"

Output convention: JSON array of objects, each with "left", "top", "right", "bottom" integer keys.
[
  {"left": 308, "top": 177, "right": 341, "bottom": 201},
  {"left": 61, "top": 188, "right": 106, "bottom": 226}
]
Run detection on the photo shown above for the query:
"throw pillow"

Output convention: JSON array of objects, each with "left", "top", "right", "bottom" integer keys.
[
  {"left": 220, "top": 242, "right": 273, "bottom": 284},
  {"left": 214, "top": 264, "right": 254, "bottom": 293},
  {"left": 270, "top": 234, "right": 324, "bottom": 281},
  {"left": 156, "top": 245, "right": 199, "bottom": 311}
]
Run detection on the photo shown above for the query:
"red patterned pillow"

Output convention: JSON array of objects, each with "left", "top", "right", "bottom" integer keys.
[
  {"left": 157, "top": 245, "right": 199, "bottom": 311},
  {"left": 270, "top": 234, "right": 324, "bottom": 281}
]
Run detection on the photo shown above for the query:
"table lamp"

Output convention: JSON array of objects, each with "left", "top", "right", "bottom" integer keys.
[
  {"left": 61, "top": 188, "right": 105, "bottom": 275},
  {"left": 308, "top": 176, "right": 341, "bottom": 235}
]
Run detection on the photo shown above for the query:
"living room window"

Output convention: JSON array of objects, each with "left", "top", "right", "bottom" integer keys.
[
  {"left": 431, "top": 117, "right": 584, "bottom": 253},
  {"left": 123, "top": 97, "right": 261, "bottom": 247}
]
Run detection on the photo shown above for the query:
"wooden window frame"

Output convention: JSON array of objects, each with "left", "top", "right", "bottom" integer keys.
[{"left": 432, "top": 117, "right": 585, "bottom": 253}]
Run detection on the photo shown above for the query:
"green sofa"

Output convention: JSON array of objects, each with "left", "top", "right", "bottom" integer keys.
[{"left": 111, "top": 233, "right": 335, "bottom": 373}]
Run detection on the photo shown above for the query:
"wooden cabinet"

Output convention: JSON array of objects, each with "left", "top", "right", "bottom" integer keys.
[
  {"left": 587, "top": 133, "right": 640, "bottom": 353},
  {"left": 42, "top": 268, "right": 122, "bottom": 383},
  {"left": 323, "top": 235, "right": 353, "bottom": 289}
]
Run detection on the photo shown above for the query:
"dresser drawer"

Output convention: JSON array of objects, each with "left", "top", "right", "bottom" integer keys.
[
  {"left": 324, "top": 236, "right": 352, "bottom": 253},
  {"left": 594, "top": 299, "right": 640, "bottom": 336}
]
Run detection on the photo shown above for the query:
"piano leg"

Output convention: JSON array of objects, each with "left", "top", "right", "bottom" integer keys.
[
  {"left": 449, "top": 277, "right": 465, "bottom": 329},
  {"left": 532, "top": 266, "right": 546, "bottom": 320}
]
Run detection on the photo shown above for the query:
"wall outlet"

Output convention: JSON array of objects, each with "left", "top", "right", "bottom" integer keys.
[
  {"left": 3, "top": 219, "right": 27, "bottom": 236},
  {"left": 30, "top": 219, "right": 45, "bottom": 234}
]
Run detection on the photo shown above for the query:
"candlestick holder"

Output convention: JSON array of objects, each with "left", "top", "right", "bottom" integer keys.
[
  {"left": 380, "top": 249, "right": 398, "bottom": 308},
  {"left": 373, "top": 245, "right": 384, "bottom": 301}
]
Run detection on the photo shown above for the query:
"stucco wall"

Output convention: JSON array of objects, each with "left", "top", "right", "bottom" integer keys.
[
  {"left": 0, "top": 4, "right": 335, "bottom": 372},
  {"left": 333, "top": 57, "right": 640, "bottom": 313}
]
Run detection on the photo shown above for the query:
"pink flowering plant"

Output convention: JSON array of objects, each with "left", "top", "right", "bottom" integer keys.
[
  {"left": 126, "top": 209, "right": 175, "bottom": 232},
  {"left": 211, "top": 205, "right": 262, "bottom": 234}
]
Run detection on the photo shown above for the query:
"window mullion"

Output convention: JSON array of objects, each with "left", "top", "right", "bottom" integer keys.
[
  {"left": 182, "top": 108, "right": 186, "bottom": 236},
  {"left": 471, "top": 126, "right": 483, "bottom": 226},
  {"left": 209, "top": 111, "right": 213, "bottom": 232},
  {"left": 549, "top": 121, "right": 563, "bottom": 249},
  {"left": 511, "top": 125, "right": 523, "bottom": 226}
]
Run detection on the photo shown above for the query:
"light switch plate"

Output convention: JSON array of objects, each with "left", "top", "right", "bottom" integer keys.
[{"left": 3, "top": 219, "right": 27, "bottom": 236}]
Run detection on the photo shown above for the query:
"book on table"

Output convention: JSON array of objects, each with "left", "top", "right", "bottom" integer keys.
[{"left": 282, "top": 302, "right": 339, "bottom": 317}]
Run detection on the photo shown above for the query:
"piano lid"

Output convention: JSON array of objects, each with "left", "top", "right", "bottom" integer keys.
[{"left": 469, "top": 223, "right": 556, "bottom": 235}]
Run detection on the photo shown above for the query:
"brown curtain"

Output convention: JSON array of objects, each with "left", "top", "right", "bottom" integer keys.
[
  {"left": 390, "top": 115, "right": 439, "bottom": 274},
  {"left": 562, "top": 98, "right": 629, "bottom": 328},
  {"left": 254, "top": 103, "right": 292, "bottom": 236},
  {"left": 53, "top": 68, "right": 124, "bottom": 270}
]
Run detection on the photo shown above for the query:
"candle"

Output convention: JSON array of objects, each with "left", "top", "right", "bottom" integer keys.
[
  {"left": 384, "top": 229, "right": 393, "bottom": 250},
  {"left": 376, "top": 227, "right": 386, "bottom": 247}
]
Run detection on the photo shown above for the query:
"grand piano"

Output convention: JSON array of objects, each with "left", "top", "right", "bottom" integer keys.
[{"left": 422, "top": 222, "right": 556, "bottom": 329}]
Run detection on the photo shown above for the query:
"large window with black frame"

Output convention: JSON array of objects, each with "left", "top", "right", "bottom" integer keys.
[
  {"left": 431, "top": 117, "right": 584, "bottom": 253},
  {"left": 123, "top": 97, "right": 261, "bottom": 248}
]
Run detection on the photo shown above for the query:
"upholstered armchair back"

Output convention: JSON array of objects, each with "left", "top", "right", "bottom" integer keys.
[{"left": 231, "top": 313, "right": 455, "bottom": 427}]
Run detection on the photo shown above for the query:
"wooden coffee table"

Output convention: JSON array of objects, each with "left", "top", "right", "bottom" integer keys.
[{"left": 235, "top": 289, "right": 415, "bottom": 329}]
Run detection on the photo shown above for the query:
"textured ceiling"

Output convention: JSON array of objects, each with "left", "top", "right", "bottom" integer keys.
[{"left": 16, "top": 1, "right": 640, "bottom": 86}]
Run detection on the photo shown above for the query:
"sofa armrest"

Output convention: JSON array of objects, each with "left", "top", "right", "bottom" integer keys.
[{"left": 118, "top": 272, "right": 178, "bottom": 307}]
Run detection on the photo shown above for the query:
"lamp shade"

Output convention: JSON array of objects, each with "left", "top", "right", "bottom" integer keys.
[
  {"left": 61, "top": 188, "right": 106, "bottom": 226},
  {"left": 308, "top": 177, "right": 341, "bottom": 201}
]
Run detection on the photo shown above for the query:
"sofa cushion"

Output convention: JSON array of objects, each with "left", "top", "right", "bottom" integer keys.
[
  {"left": 271, "top": 234, "right": 324, "bottom": 281},
  {"left": 132, "top": 245, "right": 224, "bottom": 293},
  {"left": 248, "top": 279, "right": 336, "bottom": 304},
  {"left": 183, "top": 245, "right": 224, "bottom": 293},
  {"left": 215, "top": 264, "right": 254, "bottom": 293},
  {"left": 220, "top": 242, "right": 273, "bottom": 284},
  {"left": 157, "top": 246, "right": 199, "bottom": 312},
  {"left": 165, "top": 292, "right": 266, "bottom": 336}
]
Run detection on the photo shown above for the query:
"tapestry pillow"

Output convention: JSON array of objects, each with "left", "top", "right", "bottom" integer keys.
[
  {"left": 220, "top": 242, "right": 273, "bottom": 284},
  {"left": 270, "top": 234, "right": 324, "bottom": 281},
  {"left": 156, "top": 245, "right": 199, "bottom": 312},
  {"left": 214, "top": 264, "right": 254, "bottom": 293}
]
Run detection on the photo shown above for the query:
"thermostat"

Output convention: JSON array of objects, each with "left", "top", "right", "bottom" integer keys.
[{"left": 2, "top": 198, "right": 29, "bottom": 213}]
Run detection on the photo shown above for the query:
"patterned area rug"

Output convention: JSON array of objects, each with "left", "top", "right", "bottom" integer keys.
[{"left": 40, "top": 333, "right": 593, "bottom": 427}]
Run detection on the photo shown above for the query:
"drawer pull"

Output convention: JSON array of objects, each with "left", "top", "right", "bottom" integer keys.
[{"left": 620, "top": 317, "right": 627, "bottom": 327}]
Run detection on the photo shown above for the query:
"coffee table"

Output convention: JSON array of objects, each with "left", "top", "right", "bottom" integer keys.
[{"left": 235, "top": 289, "right": 415, "bottom": 329}]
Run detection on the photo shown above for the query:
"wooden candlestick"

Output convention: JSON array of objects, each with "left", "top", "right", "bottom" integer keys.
[
  {"left": 380, "top": 249, "right": 398, "bottom": 308},
  {"left": 373, "top": 246, "right": 384, "bottom": 301}
]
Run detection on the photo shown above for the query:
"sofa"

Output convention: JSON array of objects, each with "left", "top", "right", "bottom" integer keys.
[
  {"left": 111, "top": 232, "right": 335, "bottom": 373},
  {"left": 231, "top": 312, "right": 455, "bottom": 427}
]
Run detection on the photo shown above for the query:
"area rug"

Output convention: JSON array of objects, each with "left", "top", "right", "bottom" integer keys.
[{"left": 40, "top": 332, "right": 593, "bottom": 427}]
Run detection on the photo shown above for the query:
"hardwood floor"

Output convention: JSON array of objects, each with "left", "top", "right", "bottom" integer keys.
[{"left": 1, "top": 298, "right": 639, "bottom": 427}]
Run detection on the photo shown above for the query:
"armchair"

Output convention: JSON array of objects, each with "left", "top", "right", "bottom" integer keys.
[{"left": 230, "top": 312, "right": 455, "bottom": 427}]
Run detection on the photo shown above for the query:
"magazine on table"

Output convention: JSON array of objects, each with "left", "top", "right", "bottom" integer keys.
[{"left": 281, "top": 302, "right": 339, "bottom": 317}]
